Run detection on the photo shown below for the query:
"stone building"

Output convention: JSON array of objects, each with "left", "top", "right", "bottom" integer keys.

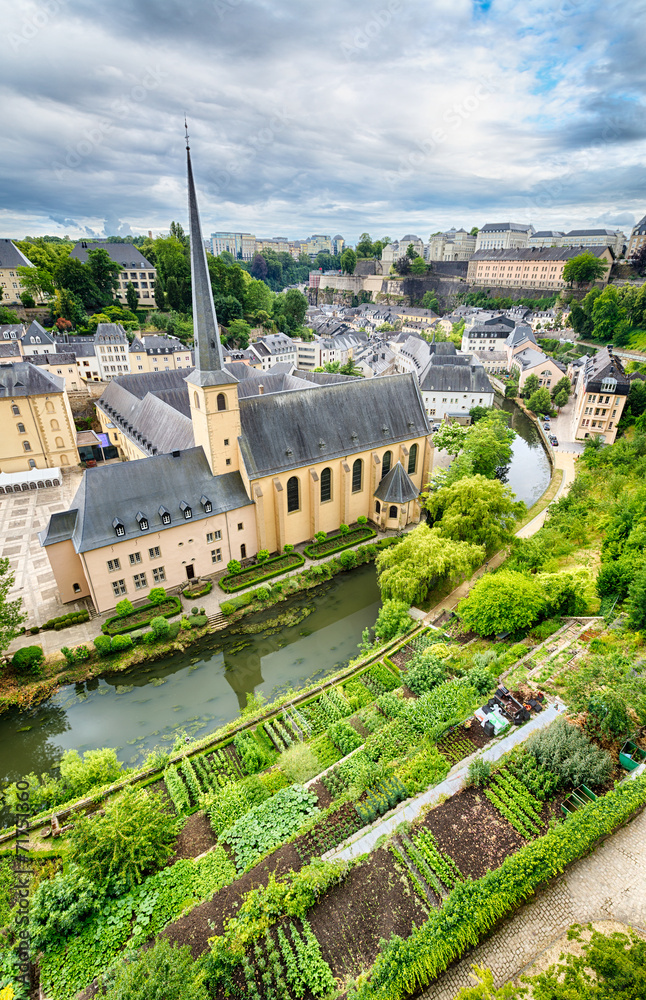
[{"left": 40, "top": 142, "right": 432, "bottom": 612}]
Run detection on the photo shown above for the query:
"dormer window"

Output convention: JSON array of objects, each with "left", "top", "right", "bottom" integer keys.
[
  {"left": 158, "top": 506, "right": 171, "bottom": 525},
  {"left": 180, "top": 501, "right": 192, "bottom": 519},
  {"left": 112, "top": 517, "right": 125, "bottom": 537},
  {"left": 200, "top": 495, "right": 212, "bottom": 513},
  {"left": 136, "top": 511, "right": 149, "bottom": 531}
]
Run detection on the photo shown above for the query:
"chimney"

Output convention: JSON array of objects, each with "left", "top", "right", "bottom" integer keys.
[{"left": 258, "top": 384, "right": 264, "bottom": 395}]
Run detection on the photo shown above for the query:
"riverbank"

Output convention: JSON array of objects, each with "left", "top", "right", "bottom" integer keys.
[{"left": 0, "top": 534, "right": 397, "bottom": 716}]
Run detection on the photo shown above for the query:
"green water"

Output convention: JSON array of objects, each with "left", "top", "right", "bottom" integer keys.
[{"left": 0, "top": 564, "right": 380, "bottom": 785}]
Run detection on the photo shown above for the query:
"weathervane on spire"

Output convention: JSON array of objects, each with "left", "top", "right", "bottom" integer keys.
[{"left": 184, "top": 116, "right": 190, "bottom": 151}]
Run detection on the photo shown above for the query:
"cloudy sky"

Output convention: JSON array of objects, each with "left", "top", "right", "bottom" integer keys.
[{"left": 1, "top": 0, "right": 645, "bottom": 244}]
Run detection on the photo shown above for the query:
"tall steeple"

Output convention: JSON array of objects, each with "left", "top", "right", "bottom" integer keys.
[{"left": 184, "top": 122, "right": 230, "bottom": 387}]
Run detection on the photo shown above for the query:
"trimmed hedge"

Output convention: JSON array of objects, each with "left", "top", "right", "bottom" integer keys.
[
  {"left": 219, "top": 552, "right": 305, "bottom": 593},
  {"left": 304, "top": 526, "right": 377, "bottom": 559},
  {"left": 101, "top": 596, "right": 182, "bottom": 635},
  {"left": 351, "top": 774, "right": 646, "bottom": 1000},
  {"left": 42, "top": 610, "right": 90, "bottom": 630},
  {"left": 182, "top": 581, "right": 213, "bottom": 599}
]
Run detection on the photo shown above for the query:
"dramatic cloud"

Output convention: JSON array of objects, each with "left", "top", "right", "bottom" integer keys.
[{"left": 1, "top": 0, "right": 645, "bottom": 242}]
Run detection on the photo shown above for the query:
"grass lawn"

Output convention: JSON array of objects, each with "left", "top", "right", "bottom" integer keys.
[{"left": 624, "top": 328, "right": 646, "bottom": 351}]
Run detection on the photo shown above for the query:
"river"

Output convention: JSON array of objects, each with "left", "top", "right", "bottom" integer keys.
[{"left": 0, "top": 403, "right": 550, "bottom": 785}]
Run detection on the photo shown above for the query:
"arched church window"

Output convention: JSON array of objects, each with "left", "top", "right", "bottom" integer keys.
[
  {"left": 352, "top": 458, "right": 362, "bottom": 493},
  {"left": 408, "top": 443, "right": 418, "bottom": 475},
  {"left": 389, "top": 505, "right": 398, "bottom": 518},
  {"left": 320, "top": 467, "right": 332, "bottom": 503},
  {"left": 287, "top": 476, "right": 300, "bottom": 512},
  {"left": 217, "top": 393, "right": 227, "bottom": 411},
  {"left": 45, "top": 401, "right": 54, "bottom": 413},
  {"left": 194, "top": 392, "right": 200, "bottom": 409},
  {"left": 55, "top": 437, "right": 64, "bottom": 448},
  {"left": 375, "top": 500, "right": 381, "bottom": 514},
  {"left": 51, "top": 419, "right": 60, "bottom": 431},
  {"left": 381, "top": 450, "right": 392, "bottom": 479}
]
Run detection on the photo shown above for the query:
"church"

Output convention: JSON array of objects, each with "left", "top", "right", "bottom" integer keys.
[{"left": 40, "top": 141, "right": 432, "bottom": 613}]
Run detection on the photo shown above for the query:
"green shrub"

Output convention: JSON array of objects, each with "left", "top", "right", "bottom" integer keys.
[
  {"left": 256, "top": 549, "right": 270, "bottom": 564},
  {"left": 406, "top": 652, "right": 447, "bottom": 695},
  {"left": 373, "top": 600, "right": 413, "bottom": 642},
  {"left": 328, "top": 719, "right": 363, "bottom": 755},
  {"left": 468, "top": 757, "right": 492, "bottom": 787},
  {"left": 339, "top": 523, "right": 350, "bottom": 535},
  {"left": 148, "top": 586, "right": 167, "bottom": 605},
  {"left": 234, "top": 731, "right": 273, "bottom": 775},
  {"left": 278, "top": 743, "right": 321, "bottom": 783},
  {"left": 94, "top": 635, "right": 113, "bottom": 656},
  {"left": 526, "top": 716, "right": 613, "bottom": 788},
  {"left": 227, "top": 559, "right": 242, "bottom": 575},
  {"left": 111, "top": 634, "right": 134, "bottom": 652},
  {"left": 150, "top": 616, "right": 171, "bottom": 639},
  {"left": 99, "top": 938, "right": 208, "bottom": 1000},
  {"left": 466, "top": 663, "right": 497, "bottom": 696},
  {"left": 12, "top": 645, "right": 44, "bottom": 674},
  {"left": 357, "top": 515, "right": 368, "bottom": 526},
  {"left": 115, "top": 598, "right": 134, "bottom": 618},
  {"left": 339, "top": 549, "right": 358, "bottom": 570}
]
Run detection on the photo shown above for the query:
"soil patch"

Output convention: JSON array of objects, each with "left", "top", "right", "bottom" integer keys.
[
  {"left": 161, "top": 842, "right": 302, "bottom": 958},
  {"left": 392, "top": 644, "right": 416, "bottom": 669},
  {"left": 308, "top": 848, "right": 428, "bottom": 985},
  {"left": 169, "top": 812, "right": 216, "bottom": 863},
  {"left": 420, "top": 785, "right": 524, "bottom": 879},
  {"left": 312, "top": 778, "right": 334, "bottom": 811}
]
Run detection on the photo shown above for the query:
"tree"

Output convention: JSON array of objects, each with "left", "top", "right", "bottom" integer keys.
[
  {"left": 244, "top": 277, "right": 273, "bottom": 316},
  {"left": 19, "top": 291, "right": 35, "bottom": 308},
  {"left": 282, "top": 288, "right": 308, "bottom": 329},
  {"left": 562, "top": 252, "right": 609, "bottom": 286},
  {"left": 458, "top": 570, "right": 547, "bottom": 636},
  {"left": 355, "top": 233, "right": 374, "bottom": 258},
  {"left": 0, "top": 559, "right": 26, "bottom": 654},
  {"left": 125, "top": 282, "right": 139, "bottom": 313},
  {"left": 422, "top": 291, "right": 439, "bottom": 311},
  {"left": 427, "top": 475, "right": 525, "bottom": 551},
  {"left": 526, "top": 387, "right": 553, "bottom": 414},
  {"left": 115, "top": 598, "right": 133, "bottom": 617},
  {"left": 395, "top": 256, "right": 411, "bottom": 275},
  {"left": 341, "top": 248, "right": 357, "bottom": 274},
  {"left": 553, "top": 388, "right": 569, "bottom": 409},
  {"left": 410, "top": 256, "right": 426, "bottom": 275},
  {"left": 569, "top": 301, "right": 593, "bottom": 337},
  {"left": 406, "top": 243, "right": 417, "bottom": 260},
  {"left": 223, "top": 318, "right": 251, "bottom": 349},
  {"left": 100, "top": 938, "right": 209, "bottom": 1000},
  {"left": 16, "top": 265, "right": 55, "bottom": 300},
  {"left": 86, "top": 247, "right": 121, "bottom": 301},
  {"left": 373, "top": 600, "right": 413, "bottom": 641},
  {"left": 153, "top": 280, "right": 166, "bottom": 311},
  {"left": 462, "top": 411, "right": 515, "bottom": 479},
  {"left": 250, "top": 252, "right": 269, "bottom": 281},
  {"left": 165, "top": 276, "right": 182, "bottom": 311},
  {"left": 69, "top": 786, "right": 181, "bottom": 890},
  {"left": 551, "top": 375, "right": 571, "bottom": 400},
  {"left": 628, "top": 564, "right": 646, "bottom": 629},
  {"left": 58, "top": 747, "right": 123, "bottom": 799},
  {"left": 522, "top": 373, "right": 540, "bottom": 398},
  {"left": 430, "top": 422, "right": 468, "bottom": 456},
  {"left": 469, "top": 226, "right": 479, "bottom": 236},
  {"left": 591, "top": 285, "right": 626, "bottom": 342},
  {"left": 376, "top": 524, "right": 484, "bottom": 604},
  {"left": 54, "top": 255, "right": 102, "bottom": 309}
]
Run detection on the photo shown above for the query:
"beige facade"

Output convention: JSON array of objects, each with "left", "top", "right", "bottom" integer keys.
[
  {"left": 130, "top": 336, "right": 193, "bottom": 374},
  {"left": 512, "top": 354, "right": 567, "bottom": 391},
  {"left": 0, "top": 373, "right": 79, "bottom": 473},
  {"left": 571, "top": 348, "right": 630, "bottom": 445},
  {"left": 627, "top": 215, "right": 646, "bottom": 258},
  {"left": 30, "top": 354, "right": 81, "bottom": 392},
  {"left": 467, "top": 247, "right": 613, "bottom": 290},
  {"left": 79, "top": 509, "right": 257, "bottom": 614}
]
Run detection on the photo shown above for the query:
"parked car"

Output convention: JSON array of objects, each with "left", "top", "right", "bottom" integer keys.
[
  {"left": 543, "top": 423, "right": 550, "bottom": 430},
  {"left": 550, "top": 435, "right": 559, "bottom": 446}
]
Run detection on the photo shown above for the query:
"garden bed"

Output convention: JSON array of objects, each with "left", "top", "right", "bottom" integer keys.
[
  {"left": 102, "top": 596, "right": 182, "bottom": 635},
  {"left": 219, "top": 552, "right": 305, "bottom": 593},
  {"left": 303, "top": 525, "right": 377, "bottom": 559}
]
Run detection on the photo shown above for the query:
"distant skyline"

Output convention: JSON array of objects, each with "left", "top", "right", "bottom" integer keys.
[{"left": 1, "top": 0, "right": 645, "bottom": 244}]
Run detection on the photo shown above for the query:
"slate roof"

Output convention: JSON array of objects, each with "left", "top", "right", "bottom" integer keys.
[
  {"left": 40, "top": 449, "right": 253, "bottom": 553},
  {"left": 564, "top": 229, "right": 621, "bottom": 237},
  {"left": 131, "top": 335, "right": 188, "bottom": 355},
  {"left": 0, "top": 239, "right": 33, "bottom": 269},
  {"left": 0, "top": 343, "right": 21, "bottom": 359},
  {"left": 21, "top": 321, "right": 54, "bottom": 346},
  {"left": 95, "top": 323, "right": 128, "bottom": 344},
  {"left": 0, "top": 325, "right": 23, "bottom": 340},
  {"left": 582, "top": 346, "right": 630, "bottom": 394},
  {"left": 0, "top": 362, "right": 63, "bottom": 396},
  {"left": 479, "top": 223, "right": 532, "bottom": 232},
  {"left": 531, "top": 231, "right": 565, "bottom": 238},
  {"left": 70, "top": 241, "right": 154, "bottom": 269},
  {"left": 237, "top": 373, "right": 429, "bottom": 479},
  {"left": 506, "top": 325, "right": 537, "bottom": 348},
  {"left": 419, "top": 363, "right": 493, "bottom": 394},
  {"left": 374, "top": 462, "right": 419, "bottom": 503},
  {"left": 97, "top": 374, "right": 194, "bottom": 455},
  {"left": 632, "top": 215, "right": 646, "bottom": 237},
  {"left": 30, "top": 352, "right": 77, "bottom": 366}
]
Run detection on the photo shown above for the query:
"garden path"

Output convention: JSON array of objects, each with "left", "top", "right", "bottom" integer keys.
[
  {"left": 325, "top": 702, "right": 565, "bottom": 862},
  {"left": 417, "top": 788, "right": 646, "bottom": 998}
]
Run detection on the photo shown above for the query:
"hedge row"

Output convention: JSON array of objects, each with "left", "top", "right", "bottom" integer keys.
[
  {"left": 304, "top": 526, "right": 377, "bottom": 559},
  {"left": 101, "top": 596, "right": 182, "bottom": 635},
  {"left": 219, "top": 552, "right": 305, "bottom": 593},
  {"left": 41, "top": 610, "right": 90, "bottom": 631},
  {"left": 351, "top": 774, "right": 646, "bottom": 1000}
]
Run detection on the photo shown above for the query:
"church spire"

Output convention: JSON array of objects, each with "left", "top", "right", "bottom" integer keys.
[{"left": 185, "top": 124, "right": 229, "bottom": 386}]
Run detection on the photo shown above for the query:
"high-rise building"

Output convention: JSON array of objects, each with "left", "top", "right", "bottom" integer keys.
[{"left": 210, "top": 232, "right": 256, "bottom": 261}]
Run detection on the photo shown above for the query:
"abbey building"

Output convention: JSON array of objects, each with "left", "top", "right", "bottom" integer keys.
[{"left": 40, "top": 143, "right": 432, "bottom": 612}]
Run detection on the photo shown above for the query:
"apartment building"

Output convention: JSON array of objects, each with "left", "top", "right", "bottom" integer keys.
[
  {"left": 0, "top": 240, "right": 43, "bottom": 305},
  {"left": 130, "top": 334, "right": 193, "bottom": 373},
  {"left": 0, "top": 362, "right": 79, "bottom": 472},
  {"left": 627, "top": 215, "right": 646, "bottom": 258},
  {"left": 94, "top": 324, "right": 131, "bottom": 380},
  {"left": 210, "top": 232, "right": 257, "bottom": 261},
  {"left": 571, "top": 347, "right": 629, "bottom": 445},
  {"left": 428, "top": 228, "right": 476, "bottom": 261},
  {"left": 467, "top": 246, "right": 613, "bottom": 289},
  {"left": 475, "top": 223, "right": 534, "bottom": 251}
]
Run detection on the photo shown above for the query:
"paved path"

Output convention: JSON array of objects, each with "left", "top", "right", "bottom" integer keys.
[
  {"left": 326, "top": 702, "right": 565, "bottom": 862},
  {"left": 418, "top": 801, "right": 646, "bottom": 998}
]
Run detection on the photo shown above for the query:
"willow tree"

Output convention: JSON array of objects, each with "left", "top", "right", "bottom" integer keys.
[
  {"left": 426, "top": 475, "right": 525, "bottom": 552},
  {"left": 375, "top": 524, "right": 484, "bottom": 604}
]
